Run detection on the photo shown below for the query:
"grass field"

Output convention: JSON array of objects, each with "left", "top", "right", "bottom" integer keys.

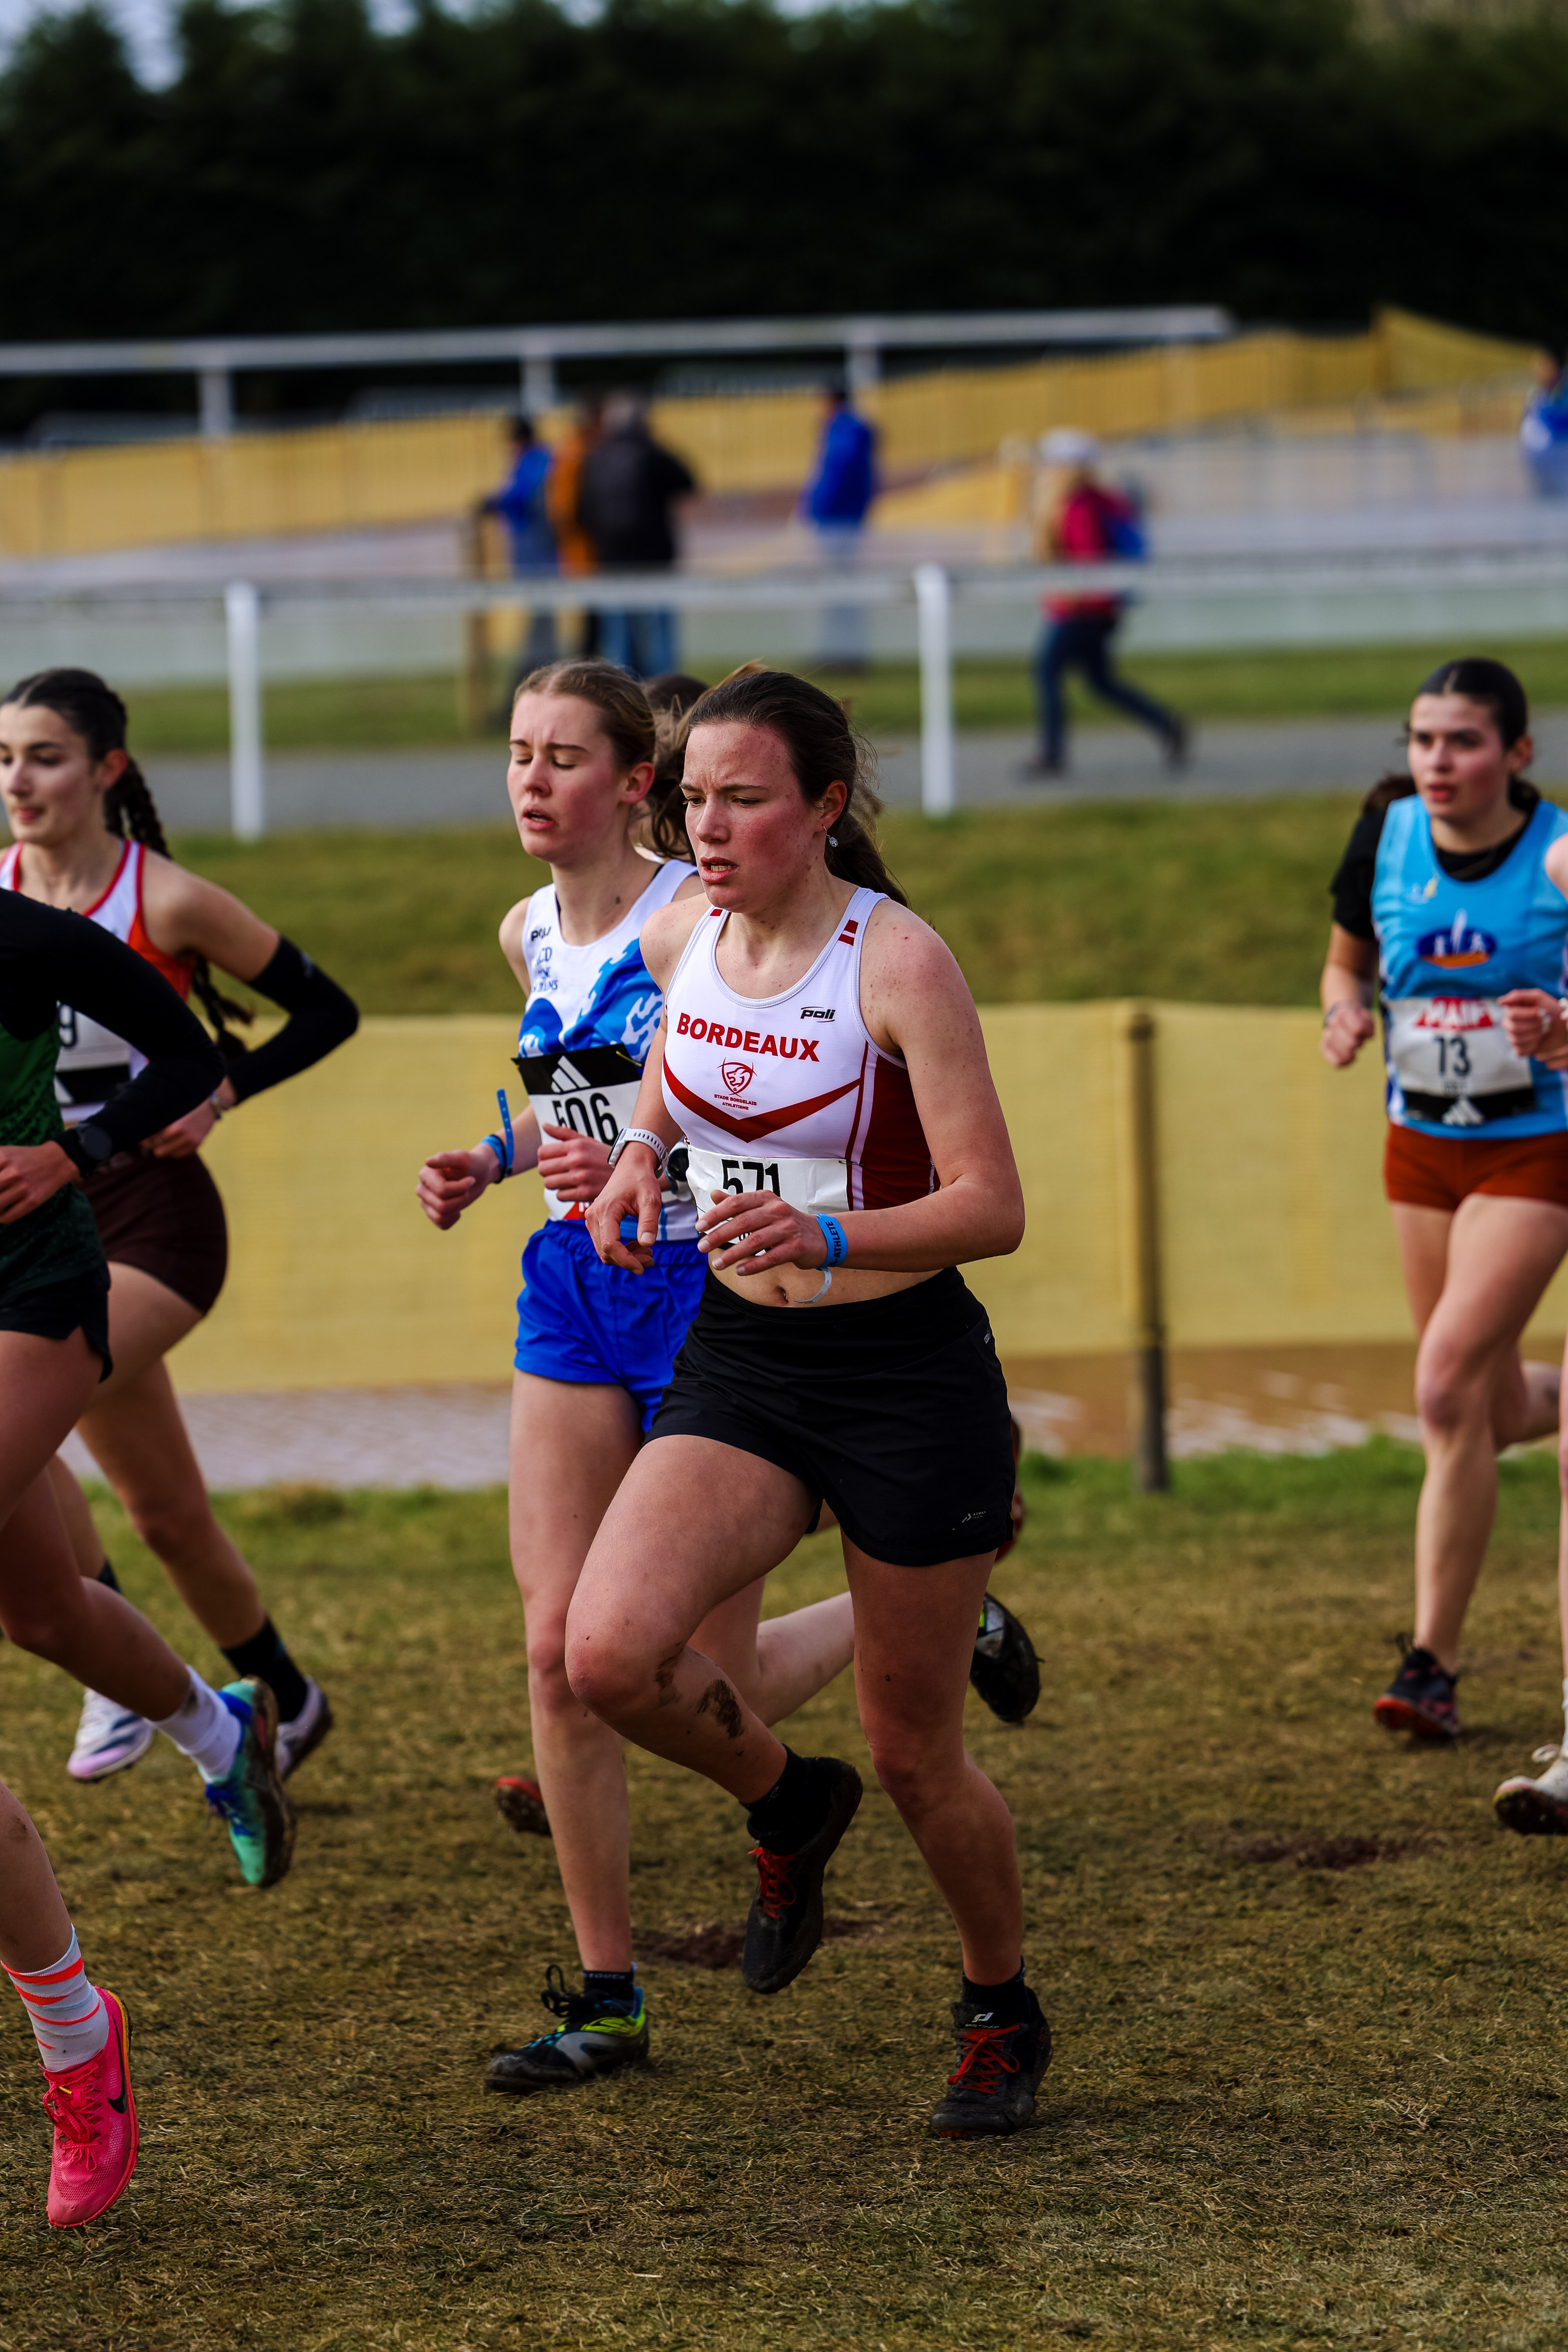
[
  {"left": 123, "top": 635, "right": 1568, "bottom": 754},
  {"left": 173, "top": 794, "right": 1364, "bottom": 1016},
  {"left": 6, "top": 1447, "right": 1568, "bottom": 2348}
]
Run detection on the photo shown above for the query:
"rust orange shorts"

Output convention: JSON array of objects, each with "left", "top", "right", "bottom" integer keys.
[{"left": 1384, "top": 1123, "right": 1568, "bottom": 1215}]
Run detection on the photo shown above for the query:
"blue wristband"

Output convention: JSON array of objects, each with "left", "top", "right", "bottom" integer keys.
[
  {"left": 482, "top": 1134, "right": 507, "bottom": 1180},
  {"left": 816, "top": 1213, "right": 848, "bottom": 1267}
]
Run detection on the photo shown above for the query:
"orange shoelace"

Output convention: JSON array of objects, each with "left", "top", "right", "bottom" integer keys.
[
  {"left": 946, "top": 2024, "right": 1021, "bottom": 2094},
  {"left": 749, "top": 1845, "right": 797, "bottom": 1922}
]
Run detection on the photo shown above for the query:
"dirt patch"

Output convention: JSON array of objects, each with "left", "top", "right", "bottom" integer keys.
[
  {"left": 640, "top": 1918, "right": 867, "bottom": 1970},
  {"left": 1228, "top": 1832, "right": 1425, "bottom": 1871}
]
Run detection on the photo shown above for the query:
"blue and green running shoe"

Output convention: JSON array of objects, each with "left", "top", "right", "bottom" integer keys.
[
  {"left": 485, "top": 1966, "right": 649, "bottom": 2094},
  {"left": 205, "top": 1679, "right": 295, "bottom": 1889}
]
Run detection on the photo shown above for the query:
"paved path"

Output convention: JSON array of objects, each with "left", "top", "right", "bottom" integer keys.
[
  {"left": 152, "top": 709, "right": 1568, "bottom": 831},
  {"left": 54, "top": 1367, "right": 1426, "bottom": 1492},
  {"left": 873, "top": 710, "right": 1568, "bottom": 807}
]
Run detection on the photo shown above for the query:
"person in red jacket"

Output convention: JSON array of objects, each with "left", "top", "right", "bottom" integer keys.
[{"left": 1025, "top": 430, "right": 1187, "bottom": 778}]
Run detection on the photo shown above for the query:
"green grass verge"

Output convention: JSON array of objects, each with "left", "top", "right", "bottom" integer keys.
[
  {"left": 126, "top": 636, "right": 1568, "bottom": 754},
  {"left": 6, "top": 1448, "right": 1567, "bottom": 2346},
  {"left": 173, "top": 793, "right": 1361, "bottom": 1015}
]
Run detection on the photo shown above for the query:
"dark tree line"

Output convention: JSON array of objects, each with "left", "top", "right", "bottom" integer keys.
[{"left": 1, "top": 0, "right": 1567, "bottom": 406}]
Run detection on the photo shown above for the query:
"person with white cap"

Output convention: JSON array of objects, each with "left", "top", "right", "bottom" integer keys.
[{"left": 1025, "top": 429, "right": 1186, "bottom": 778}]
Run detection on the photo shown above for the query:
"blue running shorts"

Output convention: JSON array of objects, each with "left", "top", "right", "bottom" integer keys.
[{"left": 513, "top": 1219, "right": 708, "bottom": 1433}]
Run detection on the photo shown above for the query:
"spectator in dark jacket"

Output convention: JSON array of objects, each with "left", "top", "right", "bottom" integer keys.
[
  {"left": 801, "top": 382, "right": 878, "bottom": 668},
  {"left": 577, "top": 396, "right": 696, "bottom": 678}
]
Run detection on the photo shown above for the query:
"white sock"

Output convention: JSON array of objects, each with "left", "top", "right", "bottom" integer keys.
[
  {"left": 153, "top": 1666, "right": 243, "bottom": 1783},
  {"left": 5, "top": 1931, "right": 108, "bottom": 2074}
]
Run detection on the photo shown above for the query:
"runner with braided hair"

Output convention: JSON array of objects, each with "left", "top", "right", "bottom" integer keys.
[{"left": 0, "top": 668, "right": 359, "bottom": 1787}]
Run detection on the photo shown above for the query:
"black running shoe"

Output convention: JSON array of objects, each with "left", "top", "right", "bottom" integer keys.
[
  {"left": 494, "top": 1774, "right": 551, "bottom": 1837},
  {"left": 1374, "top": 1639, "right": 1460, "bottom": 1741},
  {"left": 928, "top": 1990, "right": 1052, "bottom": 2138},
  {"left": 742, "top": 1759, "right": 862, "bottom": 1996},
  {"left": 970, "top": 1594, "right": 1041, "bottom": 1723},
  {"left": 484, "top": 1965, "right": 648, "bottom": 2094}
]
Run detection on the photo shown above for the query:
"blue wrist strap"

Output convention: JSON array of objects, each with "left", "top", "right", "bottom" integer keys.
[
  {"left": 482, "top": 1134, "right": 507, "bottom": 1179},
  {"left": 816, "top": 1213, "right": 848, "bottom": 1267},
  {"left": 495, "top": 1088, "right": 515, "bottom": 1171}
]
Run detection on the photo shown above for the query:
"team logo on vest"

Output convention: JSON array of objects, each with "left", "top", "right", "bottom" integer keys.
[
  {"left": 1416, "top": 913, "right": 1496, "bottom": 970},
  {"left": 721, "top": 1061, "right": 754, "bottom": 1096}
]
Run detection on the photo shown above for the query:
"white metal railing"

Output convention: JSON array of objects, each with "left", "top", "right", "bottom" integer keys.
[
  {"left": 8, "top": 543, "right": 1568, "bottom": 834},
  {"left": 0, "top": 307, "right": 1235, "bottom": 437}
]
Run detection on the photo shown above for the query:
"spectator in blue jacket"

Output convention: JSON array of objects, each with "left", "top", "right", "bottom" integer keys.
[
  {"left": 1521, "top": 351, "right": 1568, "bottom": 499},
  {"left": 802, "top": 383, "right": 878, "bottom": 668},
  {"left": 484, "top": 415, "right": 558, "bottom": 675}
]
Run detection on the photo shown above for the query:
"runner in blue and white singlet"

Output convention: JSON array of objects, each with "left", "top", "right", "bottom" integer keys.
[
  {"left": 508, "top": 852, "right": 707, "bottom": 1421},
  {"left": 514, "top": 854, "right": 698, "bottom": 1243}
]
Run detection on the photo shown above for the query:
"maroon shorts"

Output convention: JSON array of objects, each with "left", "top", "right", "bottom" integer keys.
[
  {"left": 82, "top": 1150, "right": 229, "bottom": 1317},
  {"left": 1384, "top": 1124, "right": 1568, "bottom": 1216}
]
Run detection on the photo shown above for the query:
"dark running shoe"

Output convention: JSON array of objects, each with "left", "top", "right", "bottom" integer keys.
[
  {"left": 484, "top": 1966, "right": 648, "bottom": 2094},
  {"left": 1374, "top": 1641, "right": 1460, "bottom": 1741},
  {"left": 742, "top": 1759, "right": 863, "bottom": 1996},
  {"left": 970, "top": 1594, "right": 1041, "bottom": 1724},
  {"left": 494, "top": 1775, "right": 551, "bottom": 1837},
  {"left": 928, "top": 1990, "right": 1052, "bottom": 2138}
]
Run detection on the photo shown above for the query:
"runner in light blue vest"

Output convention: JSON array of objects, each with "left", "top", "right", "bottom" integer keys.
[
  {"left": 1321, "top": 658, "right": 1568, "bottom": 1758},
  {"left": 1371, "top": 790, "right": 1568, "bottom": 1139}
]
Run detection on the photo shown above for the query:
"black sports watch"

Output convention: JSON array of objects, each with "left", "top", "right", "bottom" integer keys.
[{"left": 62, "top": 1122, "right": 116, "bottom": 1178}]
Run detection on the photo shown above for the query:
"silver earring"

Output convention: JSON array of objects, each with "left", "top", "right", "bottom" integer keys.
[{"left": 828, "top": 833, "right": 839, "bottom": 846}]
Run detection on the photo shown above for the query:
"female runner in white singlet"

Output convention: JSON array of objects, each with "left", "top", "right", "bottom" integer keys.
[
  {"left": 0, "top": 669, "right": 358, "bottom": 1786},
  {"left": 574, "top": 667, "right": 1044, "bottom": 2140},
  {"left": 416, "top": 661, "right": 866, "bottom": 2096}
]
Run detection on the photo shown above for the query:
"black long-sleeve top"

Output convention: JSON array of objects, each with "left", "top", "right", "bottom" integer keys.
[
  {"left": 221, "top": 938, "right": 359, "bottom": 1101},
  {"left": 0, "top": 895, "right": 222, "bottom": 1299}
]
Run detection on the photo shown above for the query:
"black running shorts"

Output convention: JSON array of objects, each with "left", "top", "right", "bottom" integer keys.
[
  {"left": 0, "top": 1268, "right": 113, "bottom": 1379},
  {"left": 648, "top": 1266, "right": 1016, "bottom": 1568}
]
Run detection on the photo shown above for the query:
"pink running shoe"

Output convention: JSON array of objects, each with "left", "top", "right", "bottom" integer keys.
[{"left": 43, "top": 1985, "right": 138, "bottom": 2228}]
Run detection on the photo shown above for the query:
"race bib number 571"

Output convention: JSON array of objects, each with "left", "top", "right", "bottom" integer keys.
[{"left": 685, "top": 1145, "right": 850, "bottom": 1215}]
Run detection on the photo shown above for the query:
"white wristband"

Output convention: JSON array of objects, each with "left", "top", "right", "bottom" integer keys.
[{"left": 607, "top": 1127, "right": 668, "bottom": 1177}]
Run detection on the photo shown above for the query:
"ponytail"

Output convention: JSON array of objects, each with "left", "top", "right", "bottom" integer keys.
[{"left": 4, "top": 666, "right": 255, "bottom": 1057}]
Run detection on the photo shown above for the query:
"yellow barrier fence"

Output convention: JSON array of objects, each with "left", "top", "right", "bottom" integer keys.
[
  {"left": 168, "top": 1001, "right": 1568, "bottom": 1397},
  {"left": 0, "top": 308, "right": 1542, "bottom": 561}
]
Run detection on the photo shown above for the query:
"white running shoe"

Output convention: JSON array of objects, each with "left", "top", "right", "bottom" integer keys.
[
  {"left": 1495, "top": 1744, "right": 1568, "bottom": 1835},
  {"left": 66, "top": 1689, "right": 155, "bottom": 1784},
  {"left": 275, "top": 1678, "right": 334, "bottom": 1780}
]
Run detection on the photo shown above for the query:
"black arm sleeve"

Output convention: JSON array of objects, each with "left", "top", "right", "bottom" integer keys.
[
  {"left": 21, "top": 908, "right": 223, "bottom": 1163},
  {"left": 223, "top": 938, "right": 359, "bottom": 1106},
  {"left": 1328, "top": 804, "right": 1388, "bottom": 941}
]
